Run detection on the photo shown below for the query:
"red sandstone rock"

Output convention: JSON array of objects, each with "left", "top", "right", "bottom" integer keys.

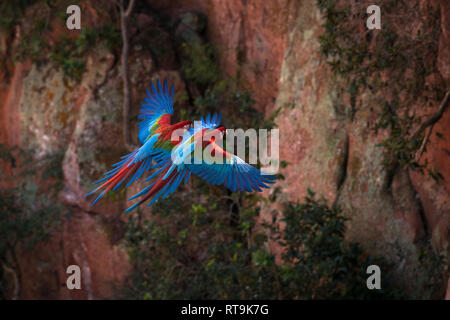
[{"left": 18, "top": 209, "right": 130, "bottom": 299}]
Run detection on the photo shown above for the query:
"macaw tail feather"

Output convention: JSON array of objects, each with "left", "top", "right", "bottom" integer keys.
[
  {"left": 85, "top": 149, "right": 153, "bottom": 205},
  {"left": 125, "top": 164, "right": 189, "bottom": 213}
]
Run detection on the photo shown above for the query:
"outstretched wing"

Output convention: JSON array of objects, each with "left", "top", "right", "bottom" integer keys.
[
  {"left": 198, "top": 112, "right": 222, "bottom": 130},
  {"left": 138, "top": 78, "right": 175, "bottom": 144},
  {"left": 124, "top": 152, "right": 191, "bottom": 213},
  {"left": 86, "top": 134, "right": 161, "bottom": 205},
  {"left": 123, "top": 126, "right": 200, "bottom": 212},
  {"left": 187, "top": 141, "right": 276, "bottom": 192}
]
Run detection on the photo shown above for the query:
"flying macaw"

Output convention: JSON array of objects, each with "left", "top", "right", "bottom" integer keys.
[{"left": 87, "top": 79, "right": 275, "bottom": 212}]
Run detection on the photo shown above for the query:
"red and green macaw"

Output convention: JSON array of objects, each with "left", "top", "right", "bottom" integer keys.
[{"left": 87, "top": 79, "right": 275, "bottom": 212}]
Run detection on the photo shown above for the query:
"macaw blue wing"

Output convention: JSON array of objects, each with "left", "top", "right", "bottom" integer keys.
[
  {"left": 86, "top": 134, "right": 162, "bottom": 204},
  {"left": 186, "top": 142, "right": 276, "bottom": 192},
  {"left": 124, "top": 127, "right": 199, "bottom": 212},
  {"left": 124, "top": 156, "right": 191, "bottom": 213},
  {"left": 138, "top": 78, "right": 175, "bottom": 143}
]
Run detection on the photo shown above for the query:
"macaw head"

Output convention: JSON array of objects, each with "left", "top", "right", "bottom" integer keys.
[
  {"left": 178, "top": 120, "right": 193, "bottom": 129},
  {"left": 163, "top": 120, "right": 193, "bottom": 145}
]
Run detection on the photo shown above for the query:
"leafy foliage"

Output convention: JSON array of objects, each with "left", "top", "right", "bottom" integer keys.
[
  {"left": 271, "top": 190, "right": 398, "bottom": 299},
  {"left": 123, "top": 187, "right": 402, "bottom": 299},
  {"left": 0, "top": 144, "right": 65, "bottom": 299},
  {"left": 0, "top": 0, "right": 37, "bottom": 31},
  {"left": 11, "top": 1, "right": 120, "bottom": 82},
  {"left": 181, "top": 42, "right": 220, "bottom": 87},
  {"left": 179, "top": 41, "right": 277, "bottom": 131},
  {"left": 0, "top": 181, "right": 62, "bottom": 254},
  {"left": 317, "top": 0, "right": 446, "bottom": 180},
  {"left": 16, "top": 24, "right": 120, "bottom": 82}
]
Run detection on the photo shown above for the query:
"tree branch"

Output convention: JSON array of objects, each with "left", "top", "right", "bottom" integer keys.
[
  {"left": 124, "top": 0, "right": 135, "bottom": 17},
  {"left": 415, "top": 126, "right": 433, "bottom": 161},
  {"left": 411, "top": 91, "right": 450, "bottom": 140},
  {"left": 1, "top": 261, "right": 19, "bottom": 300},
  {"left": 411, "top": 91, "right": 450, "bottom": 160},
  {"left": 2, "top": 243, "right": 21, "bottom": 300},
  {"left": 118, "top": 0, "right": 136, "bottom": 150}
]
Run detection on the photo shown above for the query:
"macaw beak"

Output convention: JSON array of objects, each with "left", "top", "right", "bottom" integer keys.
[
  {"left": 213, "top": 127, "right": 226, "bottom": 137},
  {"left": 176, "top": 120, "right": 192, "bottom": 130}
]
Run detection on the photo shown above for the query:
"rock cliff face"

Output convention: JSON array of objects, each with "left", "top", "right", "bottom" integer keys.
[{"left": 0, "top": 0, "right": 448, "bottom": 299}]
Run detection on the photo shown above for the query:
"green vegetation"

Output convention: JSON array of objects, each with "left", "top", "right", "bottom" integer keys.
[
  {"left": 0, "top": 0, "right": 37, "bottom": 31},
  {"left": 179, "top": 41, "right": 277, "bottom": 131},
  {"left": 181, "top": 42, "right": 220, "bottom": 87},
  {"left": 0, "top": 144, "right": 66, "bottom": 299},
  {"left": 16, "top": 23, "right": 120, "bottom": 82},
  {"left": 317, "top": 0, "right": 446, "bottom": 180},
  {"left": 5, "top": 1, "right": 120, "bottom": 82},
  {"left": 123, "top": 188, "right": 402, "bottom": 299}
]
